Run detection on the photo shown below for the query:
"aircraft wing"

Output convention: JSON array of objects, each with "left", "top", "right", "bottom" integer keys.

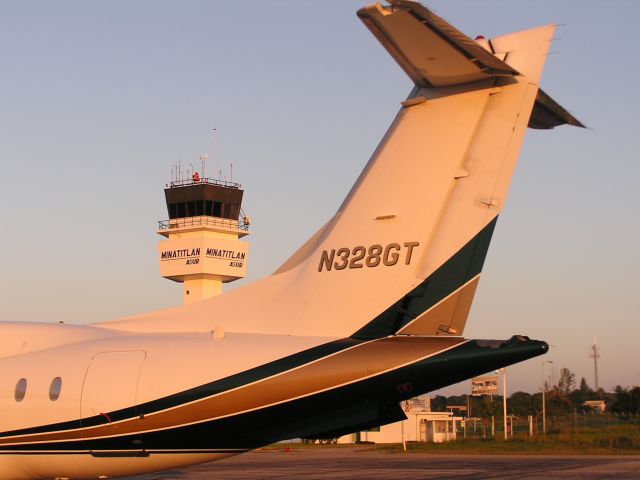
[{"left": 357, "top": 0, "right": 518, "bottom": 87}]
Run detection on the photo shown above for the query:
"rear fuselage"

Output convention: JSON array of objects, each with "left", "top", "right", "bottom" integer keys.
[{"left": 0, "top": 322, "right": 547, "bottom": 479}]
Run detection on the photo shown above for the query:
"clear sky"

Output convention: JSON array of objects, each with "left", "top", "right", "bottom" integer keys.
[{"left": 1, "top": 1, "right": 638, "bottom": 395}]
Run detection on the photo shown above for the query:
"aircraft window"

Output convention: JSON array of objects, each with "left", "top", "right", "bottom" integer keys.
[
  {"left": 14, "top": 378, "right": 27, "bottom": 402},
  {"left": 49, "top": 377, "right": 62, "bottom": 401}
]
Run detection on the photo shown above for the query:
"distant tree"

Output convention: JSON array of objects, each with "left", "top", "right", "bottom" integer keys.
[
  {"left": 546, "top": 390, "right": 574, "bottom": 416},
  {"left": 579, "top": 377, "right": 590, "bottom": 392},
  {"left": 508, "top": 391, "right": 536, "bottom": 417},
  {"left": 610, "top": 386, "right": 640, "bottom": 414},
  {"left": 601, "top": 389, "right": 616, "bottom": 408},
  {"left": 429, "top": 377, "right": 640, "bottom": 418},
  {"left": 569, "top": 376, "right": 594, "bottom": 406},
  {"left": 445, "top": 394, "right": 468, "bottom": 408},
  {"left": 470, "top": 394, "right": 503, "bottom": 419},
  {"left": 430, "top": 395, "right": 448, "bottom": 412},
  {"left": 556, "top": 367, "right": 576, "bottom": 397},
  {"left": 531, "top": 392, "right": 543, "bottom": 416}
]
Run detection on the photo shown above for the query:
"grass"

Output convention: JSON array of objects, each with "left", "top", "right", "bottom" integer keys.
[
  {"left": 376, "top": 424, "right": 640, "bottom": 455},
  {"left": 270, "top": 424, "right": 640, "bottom": 455}
]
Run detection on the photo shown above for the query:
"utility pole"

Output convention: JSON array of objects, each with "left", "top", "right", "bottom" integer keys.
[{"left": 588, "top": 338, "right": 600, "bottom": 392}]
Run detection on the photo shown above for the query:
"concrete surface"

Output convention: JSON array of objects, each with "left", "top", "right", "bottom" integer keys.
[{"left": 128, "top": 447, "right": 640, "bottom": 479}]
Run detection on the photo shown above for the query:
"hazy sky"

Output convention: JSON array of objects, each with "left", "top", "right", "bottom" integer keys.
[{"left": 1, "top": 1, "right": 638, "bottom": 395}]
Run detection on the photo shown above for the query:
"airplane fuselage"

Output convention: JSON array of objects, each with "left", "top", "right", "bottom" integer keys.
[{"left": 0, "top": 322, "right": 546, "bottom": 479}]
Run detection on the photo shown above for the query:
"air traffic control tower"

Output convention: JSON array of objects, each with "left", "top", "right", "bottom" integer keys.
[{"left": 157, "top": 174, "right": 249, "bottom": 303}]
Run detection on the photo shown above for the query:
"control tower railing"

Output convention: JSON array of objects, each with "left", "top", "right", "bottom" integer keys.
[
  {"left": 158, "top": 216, "right": 249, "bottom": 232},
  {"left": 167, "top": 177, "right": 241, "bottom": 189}
]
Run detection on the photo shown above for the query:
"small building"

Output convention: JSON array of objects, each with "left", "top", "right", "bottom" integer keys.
[
  {"left": 337, "top": 397, "right": 462, "bottom": 444},
  {"left": 419, "top": 411, "right": 459, "bottom": 443},
  {"left": 583, "top": 400, "right": 606, "bottom": 413}
]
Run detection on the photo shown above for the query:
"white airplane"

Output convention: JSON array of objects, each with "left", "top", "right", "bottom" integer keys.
[{"left": 0, "top": 1, "right": 583, "bottom": 479}]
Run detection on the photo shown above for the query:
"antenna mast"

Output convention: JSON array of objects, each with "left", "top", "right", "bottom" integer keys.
[
  {"left": 199, "top": 154, "right": 208, "bottom": 179},
  {"left": 588, "top": 338, "right": 600, "bottom": 392},
  {"left": 212, "top": 128, "right": 217, "bottom": 181}
]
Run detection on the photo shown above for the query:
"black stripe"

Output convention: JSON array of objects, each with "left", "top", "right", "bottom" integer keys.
[
  {"left": 0, "top": 336, "right": 547, "bottom": 452},
  {"left": 0, "top": 337, "right": 363, "bottom": 439},
  {"left": 0, "top": 449, "right": 248, "bottom": 456},
  {"left": 352, "top": 217, "right": 498, "bottom": 339}
]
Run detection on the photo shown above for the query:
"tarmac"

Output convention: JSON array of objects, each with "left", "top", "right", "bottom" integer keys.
[{"left": 129, "top": 447, "right": 640, "bottom": 479}]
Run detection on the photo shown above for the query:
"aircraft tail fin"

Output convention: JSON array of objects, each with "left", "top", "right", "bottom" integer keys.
[
  {"left": 97, "top": 2, "right": 583, "bottom": 339},
  {"left": 266, "top": 2, "right": 584, "bottom": 338}
]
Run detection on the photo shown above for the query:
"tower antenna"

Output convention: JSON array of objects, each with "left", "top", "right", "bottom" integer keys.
[
  {"left": 199, "top": 154, "right": 208, "bottom": 180},
  {"left": 588, "top": 338, "right": 600, "bottom": 392},
  {"left": 212, "top": 128, "right": 218, "bottom": 181}
]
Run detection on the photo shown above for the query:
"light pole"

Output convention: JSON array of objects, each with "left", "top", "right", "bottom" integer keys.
[
  {"left": 501, "top": 368, "right": 508, "bottom": 440},
  {"left": 541, "top": 360, "right": 553, "bottom": 435}
]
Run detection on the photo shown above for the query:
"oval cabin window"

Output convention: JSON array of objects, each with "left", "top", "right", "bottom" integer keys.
[
  {"left": 14, "top": 378, "right": 27, "bottom": 402},
  {"left": 49, "top": 377, "right": 62, "bottom": 401}
]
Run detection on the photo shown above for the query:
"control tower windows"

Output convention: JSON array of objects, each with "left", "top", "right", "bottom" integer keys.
[
  {"left": 163, "top": 182, "right": 243, "bottom": 221},
  {"left": 167, "top": 201, "right": 233, "bottom": 219},
  {"left": 177, "top": 203, "right": 186, "bottom": 218}
]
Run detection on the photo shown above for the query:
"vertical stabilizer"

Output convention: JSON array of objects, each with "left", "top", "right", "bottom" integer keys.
[
  {"left": 268, "top": 13, "right": 558, "bottom": 337},
  {"left": 98, "top": 2, "right": 582, "bottom": 338}
]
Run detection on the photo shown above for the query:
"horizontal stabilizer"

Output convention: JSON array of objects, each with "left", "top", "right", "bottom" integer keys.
[
  {"left": 529, "top": 88, "right": 586, "bottom": 129},
  {"left": 357, "top": 0, "right": 518, "bottom": 87}
]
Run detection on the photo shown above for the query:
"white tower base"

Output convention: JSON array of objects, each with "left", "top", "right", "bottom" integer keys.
[{"left": 183, "top": 276, "right": 223, "bottom": 304}]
